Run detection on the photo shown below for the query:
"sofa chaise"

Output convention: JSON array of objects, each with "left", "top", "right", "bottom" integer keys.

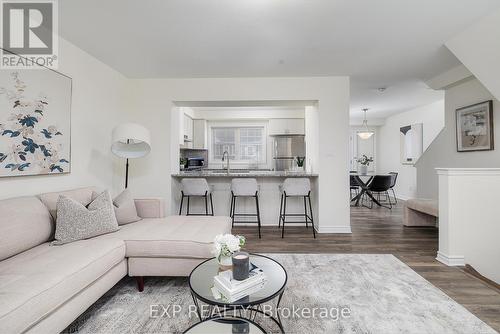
[{"left": 0, "top": 187, "right": 231, "bottom": 334}]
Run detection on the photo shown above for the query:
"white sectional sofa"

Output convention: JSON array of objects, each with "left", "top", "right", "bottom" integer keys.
[{"left": 0, "top": 187, "right": 231, "bottom": 334}]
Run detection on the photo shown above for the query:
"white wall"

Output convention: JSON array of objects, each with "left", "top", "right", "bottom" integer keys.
[
  {"left": 305, "top": 105, "right": 319, "bottom": 174},
  {"left": 446, "top": 9, "right": 500, "bottom": 101},
  {"left": 377, "top": 100, "right": 445, "bottom": 199},
  {"left": 416, "top": 78, "right": 500, "bottom": 199},
  {"left": 0, "top": 38, "right": 127, "bottom": 199},
  {"left": 437, "top": 168, "right": 500, "bottom": 284},
  {"left": 124, "top": 77, "right": 351, "bottom": 233}
]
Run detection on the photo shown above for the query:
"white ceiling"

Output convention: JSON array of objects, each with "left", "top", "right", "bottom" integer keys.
[
  {"left": 58, "top": 0, "right": 500, "bottom": 119},
  {"left": 350, "top": 80, "right": 444, "bottom": 119}
]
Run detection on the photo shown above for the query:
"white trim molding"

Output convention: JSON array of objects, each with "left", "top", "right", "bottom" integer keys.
[
  {"left": 436, "top": 251, "right": 465, "bottom": 266},
  {"left": 317, "top": 226, "right": 352, "bottom": 234},
  {"left": 436, "top": 168, "right": 500, "bottom": 176}
]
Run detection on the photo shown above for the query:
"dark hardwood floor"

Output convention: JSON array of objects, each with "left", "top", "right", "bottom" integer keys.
[{"left": 233, "top": 201, "right": 500, "bottom": 332}]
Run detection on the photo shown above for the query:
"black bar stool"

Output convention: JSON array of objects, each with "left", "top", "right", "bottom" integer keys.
[
  {"left": 179, "top": 178, "right": 214, "bottom": 215},
  {"left": 230, "top": 178, "right": 261, "bottom": 238},
  {"left": 279, "top": 178, "right": 315, "bottom": 238}
]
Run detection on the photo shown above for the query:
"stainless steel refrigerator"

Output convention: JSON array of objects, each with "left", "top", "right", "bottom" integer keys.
[{"left": 271, "top": 134, "right": 305, "bottom": 171}]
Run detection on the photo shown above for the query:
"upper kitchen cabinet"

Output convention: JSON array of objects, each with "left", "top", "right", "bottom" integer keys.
[
  {"left": 183, "top": 114, "right": 193, "bottom": 142},
  {"left": 268, "top": 119, "right": 305, "bottom": 135},
  {"left": 193, "top": 119, "right": 207, "bottom": 149},
  {"left": 179, "top": 108, "right": 194, "bottom": 147}
]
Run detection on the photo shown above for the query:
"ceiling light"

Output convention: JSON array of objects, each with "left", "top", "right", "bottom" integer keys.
[{"left": 357, "top": 108, "right": 374, "bottom": 139}]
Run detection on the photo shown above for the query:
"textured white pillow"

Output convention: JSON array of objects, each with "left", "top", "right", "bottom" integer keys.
[
  {"left": 112, "top": 188, "right": 142, "bottom": 225},
  {"left": 52, "top": 190, "right": 119, "bottom": 245}
]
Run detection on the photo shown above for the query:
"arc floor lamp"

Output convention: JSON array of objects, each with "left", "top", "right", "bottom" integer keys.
[{"left": 111, "top": 123, "right": 151, "bottom": 188}]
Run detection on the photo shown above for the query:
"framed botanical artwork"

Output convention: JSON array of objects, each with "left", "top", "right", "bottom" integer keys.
[
  {"left": 456, "top": 100, "right": 494, "bottom": 152},
  {"left": 0, "top": 50, "right": 72, "bottom": 177}
]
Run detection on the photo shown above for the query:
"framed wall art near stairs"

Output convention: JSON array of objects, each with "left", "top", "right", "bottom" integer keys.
[{"left": 456, "top": 100, "right": 494, "bottom": 152}]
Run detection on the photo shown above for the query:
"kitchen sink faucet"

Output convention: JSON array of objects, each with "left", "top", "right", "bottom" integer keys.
[{"left": 222, "top": 150, "right": 230, "bottom": 174}]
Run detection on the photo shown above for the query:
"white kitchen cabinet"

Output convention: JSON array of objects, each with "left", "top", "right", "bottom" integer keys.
[
  {"left": 268, "top": 119, "right": 305, "bottom": 135},
  {"left": 286, "top": 119, "right": 305, "bottom": 134},
  {"left": 193, "top": 119, "right": 207, "bottom": 149},
  {"left": 183, "top": 114, "right": 193, "bottom": 142},
  {"left": 179, "top": 110, "right": 194, "bottom": 147}
]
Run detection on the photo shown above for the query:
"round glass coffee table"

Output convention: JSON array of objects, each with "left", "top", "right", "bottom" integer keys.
[
  {"left": 183, "top": 317, "right": 265, "bottom": 334},
  {"left": 188, "top": 254, "right": 287, "bottom": 333}
]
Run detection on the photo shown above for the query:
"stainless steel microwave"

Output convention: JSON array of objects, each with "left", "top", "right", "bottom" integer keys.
[{"left": 186, "top": 157, "right": 205, "bottom": 169}]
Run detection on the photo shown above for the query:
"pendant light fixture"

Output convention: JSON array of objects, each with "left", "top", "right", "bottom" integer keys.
[{"left": 357, "top": 108, "right": 374, "bottom": 139}]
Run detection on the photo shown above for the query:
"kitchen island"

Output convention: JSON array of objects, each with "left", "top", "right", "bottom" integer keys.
[
  {"left": 171, "top": 170, "right": 318, "bottom": 229},
  {"left": 172, "top": 170, "right": 318, "bottom": 178}
]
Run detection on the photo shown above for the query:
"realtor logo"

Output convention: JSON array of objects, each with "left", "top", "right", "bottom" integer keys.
[{"left": 1, "top": 0, "right": 58, "bottom": 69}]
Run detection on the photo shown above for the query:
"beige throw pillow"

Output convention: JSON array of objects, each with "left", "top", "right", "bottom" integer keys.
[
  {"left": 113, "top": 189, "right": 142, "bottom": 225},
  {"left": 38, "top": 187, "right": 99, "bottom": 220},
  {"left": 52, "top": 190, "right": 119, "bottom": 245}
]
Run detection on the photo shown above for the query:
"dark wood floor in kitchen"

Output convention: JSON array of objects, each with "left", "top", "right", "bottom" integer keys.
[{"left": 233, "top": 201, "right": 500, "bottom": 332}]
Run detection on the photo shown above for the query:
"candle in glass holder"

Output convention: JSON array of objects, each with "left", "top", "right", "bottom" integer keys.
[
  {"left": 232, "top": 252, "right": 250, "bottom": 281},
  {"left": 232, "top": 321, "right": 250, "bottom": 334}
]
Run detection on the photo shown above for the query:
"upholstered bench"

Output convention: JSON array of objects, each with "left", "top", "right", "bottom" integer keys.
[{"left": 404, "top": 198, "right": 438, "bottom": 227}]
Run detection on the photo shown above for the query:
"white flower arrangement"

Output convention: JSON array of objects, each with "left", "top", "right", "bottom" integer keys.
[{"left": 212, "top": 234, "right": 246, "bottom": 261}]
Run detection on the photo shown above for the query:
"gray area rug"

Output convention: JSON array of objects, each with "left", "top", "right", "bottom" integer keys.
[{"left": 66, "top": 254, "right": 497, "bottom": 334}]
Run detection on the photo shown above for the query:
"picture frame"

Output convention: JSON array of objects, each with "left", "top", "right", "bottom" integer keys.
[
  {"left": 456, "top": 100, "right": 494, "bottom": 152},
  {"left": 0, "top": 48, "right": 72, "bottom": 178},
  {"left": 400, "top": 123, "right": 423, "bottom": 165}
]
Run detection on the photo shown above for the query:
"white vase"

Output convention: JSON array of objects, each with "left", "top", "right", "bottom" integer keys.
[
  {"left": 218, "top": 254, "right": 232, "bottom": 266},
  {"left": 359, "top": 165, "right": 368, "bottom": 175}
]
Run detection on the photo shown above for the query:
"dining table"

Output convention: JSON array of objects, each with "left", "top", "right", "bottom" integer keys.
[{"left": 350, "top": 172, "right": 390, "bottom": 207}]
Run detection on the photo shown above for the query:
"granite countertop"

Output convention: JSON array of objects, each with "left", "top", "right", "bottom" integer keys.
[{"left": 172, "top": 170, "right": 318, "bottom": 178}]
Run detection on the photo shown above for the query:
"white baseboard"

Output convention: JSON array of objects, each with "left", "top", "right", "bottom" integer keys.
[
  {"left": 240, "top": 222, "right": 316, "bottom": 227},
  {"left": 235, "top": 224, "right": 352, "bottom": 234},
  {"left": 317, "top": 226, "right": 352, "bottom": 234},
  {"left": 436, "top": 251, "right": 465, "bottom": 266},
  {"left": 395, "top": 194, "right": 411, "bottom": 201}
]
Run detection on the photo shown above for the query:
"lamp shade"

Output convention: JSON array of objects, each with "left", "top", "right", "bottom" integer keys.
[
  {"left": 357, "top": 131, "right": 374, "bottom": 140},
  {"left": 111, "top": 123, "right": 151, "bottom": 159},
  {"left": 357, "top": 108, "right": 374, "bottom": 140}
]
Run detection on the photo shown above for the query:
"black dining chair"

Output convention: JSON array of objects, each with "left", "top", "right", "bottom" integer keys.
[
  {"left": 388, "top": 172, "right": 398, "bottom": 204},
  {"left": 366, "top": 175, "right": 393, "bottom": 209},
  {"left": 350, "top": 175, "right": 360, "bottom": 200}
]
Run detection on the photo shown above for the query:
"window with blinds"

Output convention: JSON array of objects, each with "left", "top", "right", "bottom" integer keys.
[{"left": 211, "top": 126, "right": 265, "bottom": 164}]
